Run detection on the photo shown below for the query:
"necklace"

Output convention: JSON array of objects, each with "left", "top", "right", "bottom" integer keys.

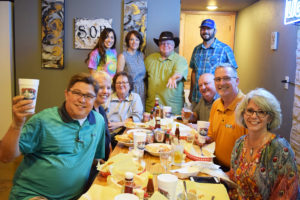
[{"left": 246, "top": 134, "right": 270, "bottom": 157}]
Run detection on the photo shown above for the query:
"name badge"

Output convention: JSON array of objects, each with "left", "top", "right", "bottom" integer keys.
[{"left": 225, "top": 124, "right": 232, "bottom": 128}]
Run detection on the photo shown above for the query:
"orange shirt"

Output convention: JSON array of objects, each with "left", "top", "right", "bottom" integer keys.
[{"left": 207, "top": 91, "right": 247, "bottom": 168}]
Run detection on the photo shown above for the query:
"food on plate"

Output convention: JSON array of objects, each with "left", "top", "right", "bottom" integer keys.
[
  {"left": 146, "top": 144, "right": 171, "bottom": 153},
  {"left": 115, "top": 132, "right": 134, "bottom": 143},
  {"left": 100, "top": 153, "right": 144, "bottom": 175},
  {"left": 125, "top": 121, "right": 149, "bottom": 128}
]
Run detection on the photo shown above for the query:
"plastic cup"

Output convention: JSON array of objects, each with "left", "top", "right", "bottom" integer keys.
[
  {"left": 182, "top": 108, "right": 192, "bottom": 123},
  {"left": 114, "top": 193, "right": 139, "bottom": 200},
  {"left": 197, "top": 121, "right": 210, "bottom": 143},
  {"left": 133, "top": 132, "right": 146, "bottom": 158},
  {"left": 19, "top": 78, "right": 39, "bottom": 113},
  {"left": 143, "top": 112, "right": 151, "bottom": 122},
  {"left": 163, "top": 106, "right": 172, "bottom": 118},
  {"left": 172, "top": 144, "right": 184, "bottom": 165},
  {"left": 157, "top": 174, "right": 178, "bottom": 200}
]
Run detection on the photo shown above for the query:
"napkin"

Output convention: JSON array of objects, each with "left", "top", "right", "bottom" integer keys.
[
  {"left": 148, "top": 191, "right": 168, "bottom": 200},
  {"left": 78, "top": 184, "right": 120, "bottom": 200},
  {"left": 176, "top": 180, "right": 230, "bottom": 200}
]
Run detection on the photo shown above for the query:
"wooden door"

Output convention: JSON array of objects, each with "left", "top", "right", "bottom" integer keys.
[{"left": 179, "top": 12, "right": 236, "bottom": 89}]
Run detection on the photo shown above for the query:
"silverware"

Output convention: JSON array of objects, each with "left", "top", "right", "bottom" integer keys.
[
  {"left": 200, "top": 146, "right": 204, "bottom": 156},
  {"left": 183, "top": 180, "right": 188, "bottom": 200}
]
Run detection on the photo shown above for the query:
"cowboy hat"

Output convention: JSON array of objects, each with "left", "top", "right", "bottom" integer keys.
[{"left": 153, "top": 31, "right": 180, "bottom": 48}]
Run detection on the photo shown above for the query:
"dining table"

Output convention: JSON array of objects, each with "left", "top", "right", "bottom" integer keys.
[{"left": 86, "top": 123, "right": 231, "bottom": 200}]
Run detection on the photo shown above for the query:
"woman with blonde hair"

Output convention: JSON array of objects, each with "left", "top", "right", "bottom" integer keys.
[{"left": 228, "top": 88, "right": 299, "bottom": 199}]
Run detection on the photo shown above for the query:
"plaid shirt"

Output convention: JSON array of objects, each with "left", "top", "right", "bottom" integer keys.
[{"left": 189, "top": 38, "right": 238, "bottom": 103}]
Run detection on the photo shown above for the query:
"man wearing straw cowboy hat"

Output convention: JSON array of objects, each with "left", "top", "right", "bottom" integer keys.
[{"left": 145, "top": 31, "right": 188, "bottom": 115}]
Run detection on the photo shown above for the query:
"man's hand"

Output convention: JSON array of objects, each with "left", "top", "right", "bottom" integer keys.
[
  {"left": 194, "top": 134, "right": 213, "bottom": 147},
  {"left": 12, "top": 96, "right": 34, "bottom": 130},
  {"left": 166, "top": 73, "right": 183, "bottom": 89}
]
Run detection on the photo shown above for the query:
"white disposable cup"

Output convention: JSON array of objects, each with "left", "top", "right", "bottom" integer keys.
[
  {"left": 163, "top": 106, "right": 172, "bottom": 118},
  {"left": 197, "top": 121, "right": 210, "bottom": 144},
  {"left": 133, "top": 132, "right": 146, "bottom": 156},
  {"left": 114, "top": 193, "right": 139, "bottom": 200},
  {"left": 19, "top": 79, "right": 40, "bottom": 113},
  {"left": 157, "top": 174, "right": 178, "bottom": 200}
]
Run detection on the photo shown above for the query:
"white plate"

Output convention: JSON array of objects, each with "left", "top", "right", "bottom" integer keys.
[
  {"left": 118, "top": 141, "right": 134, "bottom": 147},
  {"left": 127, "top": 128, "right": 152, "bottom": 134},
  {"left": 145, "top": 143, "right": 172, "bottom": 156},
  {"left": 170, "top": 166, "right": 199, "bottom": 179}
]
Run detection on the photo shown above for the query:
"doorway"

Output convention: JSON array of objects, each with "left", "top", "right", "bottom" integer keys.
[{"left": 179, "top": 11, "right": 236, "bottom": 90}]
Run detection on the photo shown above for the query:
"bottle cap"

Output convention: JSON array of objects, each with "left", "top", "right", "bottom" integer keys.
[
  {"left": 125, "top": 172, "right": 134, "bottom": 180},
  {"left": 148, "top": 173, "right": 153, "bottom": 179}
]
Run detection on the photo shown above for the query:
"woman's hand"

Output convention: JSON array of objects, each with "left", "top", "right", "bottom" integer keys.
[{"left": 108, "top": 121, "right": 124, "bottom": 131}]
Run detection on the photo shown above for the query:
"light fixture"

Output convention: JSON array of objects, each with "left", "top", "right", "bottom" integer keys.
[{"left": 207, "top": 5, "right": 218, "bottom": 10}]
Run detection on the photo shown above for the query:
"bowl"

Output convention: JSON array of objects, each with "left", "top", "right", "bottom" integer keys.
[
  {"left": 170, "top": 166, "right": 199, "bottom": 179},
  {"left": 145, "top": 143, "right": 172, "bottom": 156}
]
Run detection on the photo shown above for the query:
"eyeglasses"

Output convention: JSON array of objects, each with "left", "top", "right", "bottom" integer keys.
[
  {"left": 69, "top": 90, "right": 96, "bottom": 100},
  {"left": 214, "top": 76, "right": 236, "bottom": 82},
  {"left": 116, "top": 81, "right": 129, "bottom": 85},
  {"left": 244, "top": 108, "right": 269, "bottom": 118}
]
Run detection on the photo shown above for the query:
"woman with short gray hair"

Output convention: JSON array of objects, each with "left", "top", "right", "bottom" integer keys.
[{"left": 228, "top": 88, "right": 299, "bottom": 199}]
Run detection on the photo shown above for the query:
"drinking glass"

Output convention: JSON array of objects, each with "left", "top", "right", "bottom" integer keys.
[{"left": 160, "top": 151, "right": 172, "bottom": 173}]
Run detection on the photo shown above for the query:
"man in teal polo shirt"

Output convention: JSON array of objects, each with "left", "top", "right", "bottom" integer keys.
[
  {"left": 0, "top": 73, "right": 106, "bottom": 200},
  {"left": 145, "top": 31, "right": 188, "bottom": 115}
]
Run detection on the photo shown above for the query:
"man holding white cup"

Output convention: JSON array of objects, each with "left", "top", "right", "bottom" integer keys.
[
  {"left": 196, "top": 64, "right": 247, "bottom": 171},
  {"left": 0, "top": 73, "right": 106, "bottom": 199}
]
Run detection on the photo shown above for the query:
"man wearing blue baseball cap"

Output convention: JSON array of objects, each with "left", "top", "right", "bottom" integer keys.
[{"left": 188, "top": 19, "right": 238, "bottom": 109}]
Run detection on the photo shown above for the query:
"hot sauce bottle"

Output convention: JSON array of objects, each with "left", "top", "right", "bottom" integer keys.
[
  {"left": 146, "top": 173, "right": 154, "bottom": 197},
  {"left": 175, "top": 124, "right": 180, "bottom": 140},
  {"left": 124, "top": 172, "right": 134, "bottom": 194}
]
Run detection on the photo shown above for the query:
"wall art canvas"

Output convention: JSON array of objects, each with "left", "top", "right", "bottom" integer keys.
[
  {"left": 41, "top": 0, "right": 64, "bottom": 69},
  {"left": 123, "top": 0, "right": 147, "bottom": 52},
  {"left": 74, "top": 18, "right": 113, "bottom": 49}
]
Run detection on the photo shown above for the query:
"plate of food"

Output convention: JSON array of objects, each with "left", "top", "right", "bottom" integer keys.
[
  {"left": 184, "top": 142, "right": 215, "bottom": 162},
  {"left": 99, "top": 153, "right": 146, "bottom": 177},
  {"left": 145, "top": 143, "right": 172, "bottom": 156},
  {"left": 125, "top": 121, "right": 149, "bottom": 129},
  {"left": 115, "top": 133, "right": 134, "bottom": 147}
]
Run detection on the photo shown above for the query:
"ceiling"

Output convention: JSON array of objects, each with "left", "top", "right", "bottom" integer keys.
[{"left": 181, "top": 0, "right": 259, "bottom": 12}]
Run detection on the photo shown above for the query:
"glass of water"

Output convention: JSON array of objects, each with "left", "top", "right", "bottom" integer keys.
[{"left": 160, "top": 151, "right": 172, "bottom": 173}]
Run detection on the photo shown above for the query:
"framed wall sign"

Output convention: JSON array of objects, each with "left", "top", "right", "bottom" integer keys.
[{"left": 74, "top": 18, "right": 112, "bottom": 49}]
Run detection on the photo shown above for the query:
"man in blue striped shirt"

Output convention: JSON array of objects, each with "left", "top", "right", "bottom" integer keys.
[{"left": 189, "top": 19, "right": 238, "bottom": 108}]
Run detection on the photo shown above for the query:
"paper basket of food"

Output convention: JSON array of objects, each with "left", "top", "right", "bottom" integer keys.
[
  {"left": 183, "top": 142, "right": 215, "bottom": 162},
  {"left": 98, "top": 153, "right": 146, "bottom": 177}
]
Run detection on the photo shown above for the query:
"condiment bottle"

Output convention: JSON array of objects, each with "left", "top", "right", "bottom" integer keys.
[
  {"left": 146, "top": 173, "right": 154, "bottom": 197},
  {"left": 175, "top": 124, "right": 180, "bottom": 140},
  {"left": 124, "top": 172, "right": 134, "bottom": 194},
  {"left": 154, "top": 117, "right": 161, "bottom": 130},
  {"left": 165, "top": 131, "right": 170, "bottom": 144}
]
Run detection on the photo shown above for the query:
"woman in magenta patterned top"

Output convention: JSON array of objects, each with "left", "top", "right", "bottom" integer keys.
[
  {"left": 228, "top": 88, "right": 299, "bottom": 200},
  {"left": 85, "top": 28, "right": 117, "bottom": 78}
]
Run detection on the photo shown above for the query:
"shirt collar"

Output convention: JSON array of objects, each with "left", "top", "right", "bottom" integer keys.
[
  {"left": 111, "top": 92, "right": 131, "bottom": 101},
  {"left": 158, "top": 51, "right": 175, "bottom": 62},
  {"left": 58, "top": 101, "right": 96, "bottom": 124},
  {"left": 217, "top": 90, "right": 244, "bottom": 112},
  {"left": 201, "top": 38, "right": 218, "bottom": 49}
]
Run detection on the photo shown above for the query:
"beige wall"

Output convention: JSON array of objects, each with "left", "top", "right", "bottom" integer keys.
[
  {"left": 235, "top": 0, "right": 297, "bottom": 140},
  {"left": 0, "top": 2, "right": 13, "bottom": 139}
]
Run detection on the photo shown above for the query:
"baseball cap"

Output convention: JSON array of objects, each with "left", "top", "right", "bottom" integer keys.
[{"left": 199, "top": 19, "right": 216, "bottom": 29}]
